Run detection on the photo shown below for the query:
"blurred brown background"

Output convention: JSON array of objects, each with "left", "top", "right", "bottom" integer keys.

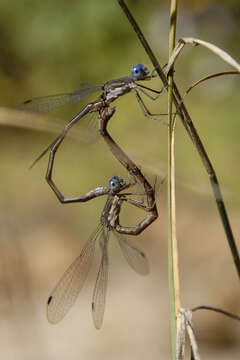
[{"left": 0, "top": 0, "right": 239, "bottom": 359}]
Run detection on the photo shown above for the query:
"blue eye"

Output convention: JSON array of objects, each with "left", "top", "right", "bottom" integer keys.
[
  {"left": 108, "top": 176, "right": 120, "bottom": 190},
  {"left": 131, "top": 64, "right": 150, "bottom": 80},
  {"left": 108, "top": 176, "right": 125, "bottom": 191}
]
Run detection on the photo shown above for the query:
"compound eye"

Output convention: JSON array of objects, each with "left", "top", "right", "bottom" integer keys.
[
  {"left": 111, "top": 180, "right": 117, "bottom": 188},
  {"left": 131, "top": 64, "right": 142, "bottom": 78},
  {"left": 108, "top": 176, "right": 120, "bottom": 190},
  {"left": 131, "top": 64, "right": 149, "bottom": 80}
]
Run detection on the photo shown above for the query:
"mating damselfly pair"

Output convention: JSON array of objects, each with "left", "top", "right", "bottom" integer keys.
[{"left": 22, "top": 64, "right": 162, "bottom": 328}]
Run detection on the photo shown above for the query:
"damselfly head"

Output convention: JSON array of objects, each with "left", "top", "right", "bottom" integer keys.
[
  {"left": 108, "top": 176, "right": 125, "bottom": 193},
  {"left": 130, "top": 64, "right": 150, "bottom": 80}
]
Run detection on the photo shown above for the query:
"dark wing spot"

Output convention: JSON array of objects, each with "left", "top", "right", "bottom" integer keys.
[
  {"left": 92, "top": 302, "right": 95, "bottom": 311},
  {"left": 47, "top": 296, "right": 53, "bottom": 305},
  {"left": 23, "top": 99, "right": 32, "bottom": 104}
]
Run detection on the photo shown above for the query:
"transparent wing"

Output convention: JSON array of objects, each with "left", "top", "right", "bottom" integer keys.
[
  {"left": 92, "top": 228, "right": 109, "bottom": 329},
  {"left": 114, "top": 231, "right": 149, "bottom": 275},
  {"left": 47, "top": 224, "right": 102, "bottom": 324},
  {"left": 74, "top": 111, "right": 100, "bottom": 145},
  {"left": 19, "top": 83, "right": 102, "bottom": 113}
]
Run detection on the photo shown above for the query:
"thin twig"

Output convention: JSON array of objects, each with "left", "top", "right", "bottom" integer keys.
[
  {"left": 192, "top": 305, "right": 240, "bottom": 321},
  {"left": 185, "top": 71, "right": 240, "bottom": 96}
]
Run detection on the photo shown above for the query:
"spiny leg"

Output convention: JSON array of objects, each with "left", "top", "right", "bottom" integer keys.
[
  {"left": 121, "top": 196, "right": 155, "bottom": 211},
  {"left": 136, "top": 83, "right": 166, "bottom": 100},
  {"left": 133, "top": 89, "right": 168, "bottom": 123},
  {"left": 115, "top": 178, "right": 158, "bottom": 236}
]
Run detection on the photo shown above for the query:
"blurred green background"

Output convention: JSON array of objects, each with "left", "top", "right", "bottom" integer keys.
[{"left": 0, "top": 0, "right": 239, "bottom": 359}]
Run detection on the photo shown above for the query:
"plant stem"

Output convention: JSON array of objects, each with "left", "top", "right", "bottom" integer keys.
[{"left": 168, "top": 1, "right": 180, "bottom": 359}]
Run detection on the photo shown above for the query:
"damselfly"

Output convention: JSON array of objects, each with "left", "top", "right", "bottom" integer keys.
[
  {"left": 47, "top": 174, "right": 157, "bottom": 329},
  {"left": 44, "top": 66, "right": 159, "bottom": 328}
]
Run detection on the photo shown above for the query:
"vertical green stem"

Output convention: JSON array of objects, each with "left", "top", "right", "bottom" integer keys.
[{"left": 168, "top": 1, "right": 179, "bottom": 359}]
